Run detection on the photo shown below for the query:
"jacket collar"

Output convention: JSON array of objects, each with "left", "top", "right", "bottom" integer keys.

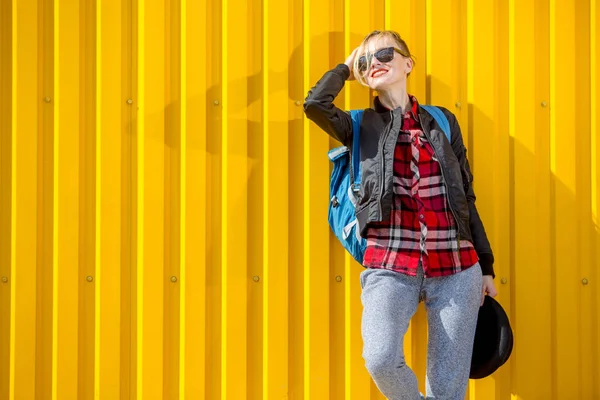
[
  {"left": 417, "top": 105, "right": 434, "bottom": 133},
  {"left": 374, "top": 95, "right": 420, "bottom": 122}
]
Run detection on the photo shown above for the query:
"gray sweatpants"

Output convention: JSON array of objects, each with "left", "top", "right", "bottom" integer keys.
[{"left": 360, "top": 263, "right": 482, "bottom": 400}]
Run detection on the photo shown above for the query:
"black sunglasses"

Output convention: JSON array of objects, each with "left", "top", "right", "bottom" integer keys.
[{"left": 358, "top": 47, "right": 406, "bottom": 73}]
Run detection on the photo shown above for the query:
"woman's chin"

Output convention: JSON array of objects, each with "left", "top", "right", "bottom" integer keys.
[
  {"left": 368, "top": 77, "right": 403, "bottom": 91},
  {"left": 369, "top": 80, "right": 387, "bottom": 91}
]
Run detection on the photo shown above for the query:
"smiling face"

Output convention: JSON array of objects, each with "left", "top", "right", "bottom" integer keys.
[{"left": 354, "top": 32, "right": 414, "bottom": 91}]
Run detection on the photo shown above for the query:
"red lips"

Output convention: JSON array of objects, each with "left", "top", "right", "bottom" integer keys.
[{"left": 371, "top": 68, "right": 388, "bottom": 78}]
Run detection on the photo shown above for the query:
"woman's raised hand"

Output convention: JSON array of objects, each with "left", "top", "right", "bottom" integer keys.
[{"left": 345, "top": 47, "right": 361, "bottom": 81}]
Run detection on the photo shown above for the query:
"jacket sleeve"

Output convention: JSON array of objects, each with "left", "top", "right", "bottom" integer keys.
[
  {"left": 449, "top": 113, "right": 496, "bottom": 277},
  {"left": 303, "top": 64, "right": 353, "bottom": 145}
]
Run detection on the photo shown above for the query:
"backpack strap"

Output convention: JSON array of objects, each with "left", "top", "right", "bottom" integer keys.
[
  {"left": 421, "top": 105, "right": 451, "bottom": 143},
  {"left": 349, "top": 109, "right": 364, "bottom": 189}
]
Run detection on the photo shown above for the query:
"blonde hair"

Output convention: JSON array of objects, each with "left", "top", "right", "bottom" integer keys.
[{"left": 353, "top": 30, "right": 416, "bottom": 86}]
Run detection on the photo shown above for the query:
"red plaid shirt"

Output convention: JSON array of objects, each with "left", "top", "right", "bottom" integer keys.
[{"left": 362, "top": 96, "right": 479, "bottom": 277}]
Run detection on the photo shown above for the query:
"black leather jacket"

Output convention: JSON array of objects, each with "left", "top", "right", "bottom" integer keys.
[{"left": 304, "top": 64, "right": 495, "bottom": 277}]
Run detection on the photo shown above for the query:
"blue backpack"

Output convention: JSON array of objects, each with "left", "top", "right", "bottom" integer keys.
[{"left": 327, "top": 105, "right": 451, "bottom": 264}]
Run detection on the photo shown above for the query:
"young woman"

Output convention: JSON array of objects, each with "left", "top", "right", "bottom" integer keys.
[{"left": 304, "top": 30, "right": 498, "bottom": 400}]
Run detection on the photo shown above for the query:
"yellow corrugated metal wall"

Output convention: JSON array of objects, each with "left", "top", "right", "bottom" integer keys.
[{"left": 1, "top": 0, "right": 599, "bottom": 399}]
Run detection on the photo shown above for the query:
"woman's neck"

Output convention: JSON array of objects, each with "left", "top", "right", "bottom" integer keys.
[{"left": 378, "top": 87, "right": 410, "bottom": 113}]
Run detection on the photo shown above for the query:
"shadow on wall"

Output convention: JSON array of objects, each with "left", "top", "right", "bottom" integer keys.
[
  {"left": 465, "top": 100, "right": 599, "bottom": 398},
  {"left": 194, "top": 30, "right": 370, "bottom": 399}
]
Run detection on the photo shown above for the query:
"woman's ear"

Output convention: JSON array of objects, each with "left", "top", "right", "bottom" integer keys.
[{"left": 405, "top": 58, "right": 413, "bottom": 75}]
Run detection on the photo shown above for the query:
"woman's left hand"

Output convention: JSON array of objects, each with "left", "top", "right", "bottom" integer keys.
[
  {"left": 481, "top": 276, "right": 498, "bottom": 306},
  {"left": 344, "top": 47, "right": 360, "bottom": 81}
]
